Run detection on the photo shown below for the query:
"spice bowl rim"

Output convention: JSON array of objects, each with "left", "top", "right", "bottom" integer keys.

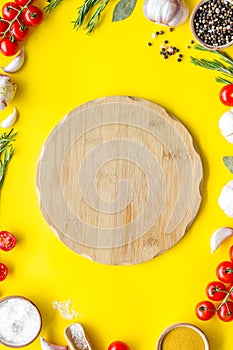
[
  {"left": 156, "top": 322, "right": 210, "bottom": 350},
  {"left": 190, "top": 0, "right": 233, "bottom": 50},
  {"left": 0, "top": 295, "right": 42, "bottom": 348}
]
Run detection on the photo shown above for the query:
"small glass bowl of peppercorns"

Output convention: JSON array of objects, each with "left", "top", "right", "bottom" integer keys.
[{"left": 190, "top": 0, "right": 233, "bottom": 50}]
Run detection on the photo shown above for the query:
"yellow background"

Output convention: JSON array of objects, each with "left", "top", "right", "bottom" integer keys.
[{"left": 0, "top": 0, "right": 233, "bottom": 349}]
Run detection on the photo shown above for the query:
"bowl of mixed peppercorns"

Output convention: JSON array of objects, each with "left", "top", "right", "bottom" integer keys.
[{"left": 190, "top": 0, "right": 233, "bottom": 50}]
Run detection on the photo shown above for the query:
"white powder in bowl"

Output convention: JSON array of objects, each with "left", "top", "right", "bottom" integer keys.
[{"left": 0, "top": 297, "right": 42, "bottom": 347}]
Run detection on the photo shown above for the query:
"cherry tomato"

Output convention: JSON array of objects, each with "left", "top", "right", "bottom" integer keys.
[
  {"left": 2, "top": 2, "right": 20, "bottom": 21},
  {"left": 206, "top": 281, "right": 228, "bottom": 301},
  {"left": 0, "top": 18, "right": 9, "bottom": 37},
  {"left": 219, "top": 84, "right": 233, "bottom": 106},
  {"left": 229, "top": 246, "right": 233, "bottom": 262},
  {"left": 10, "top": 21, "right": 28, "bottom": 40},
  {"left": 15, "top": 0, "right": 32, "bottom": 6},
  {"left": 21, "top": 5, "right": 43, "bottom": 26},
  {"left": 195, "top": 300, "right": 216, "bottom": 321},
  {"left": 0, "top": 262, "right": 8, "bottom": 281},
  {"left": 108, "top": 341, "right": 130, "bottom": 350},
  {"left": 217, "top": 301, "right": 233, "bottom": 322},
  {"left": 216, "top": 261, "right": 233, "bottom": 283},
  {"left": 0, "top": 37, "right": 18, "bottom": 56},
  {"left": 0, "top": 231, "right": 16, "bottom": 251}
]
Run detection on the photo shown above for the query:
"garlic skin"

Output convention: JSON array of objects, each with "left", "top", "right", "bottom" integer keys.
[
  {"left": 0, "top": 107, "right": 17, "bottom": 128},
  {"left": 0, "top": 74, "right": 17, "bottom": 110},
  {"left": 210, "top": 227, "right": 233, "bottom": 253},
  {"left": 143, "top": 0, "right": 189, "bottom": 27},
  {"left": 218, "top": 180, "right": 233, "bottom": 217},
  {"left": 219, "top": 109, "right": 233, "bottom": 143}
]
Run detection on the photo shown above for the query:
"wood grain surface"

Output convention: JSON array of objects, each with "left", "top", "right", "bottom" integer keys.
[{"left": 36, "top": 96, "right": 203, "bottom": 265}]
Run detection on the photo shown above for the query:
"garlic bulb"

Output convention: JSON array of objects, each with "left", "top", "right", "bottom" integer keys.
[
  {"left": 143, "top": 0, "right": 189, "bottom": 27},
  {"left": 0, "top": 74, "right": 17, "bottom": 110},
  {"left": 218, "top": 180, "right": 233, "bottom": 217},
  {"left": 219, "top": 109, "right": 233, "bottom": 143}
]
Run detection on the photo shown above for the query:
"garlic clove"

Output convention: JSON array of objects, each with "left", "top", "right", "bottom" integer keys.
[
  {"left": 2, "top": 48, "right": 25, "bottom": 73},
  {"left": 210, "top": 227, "right": 233, "bottom": 253},
  {"left": 143, "top": 0, "right": 188, "bottom": 27},
  {"left": 0, "top": 107, "right": 17, "bottom": 128},
  {"left": 0, "top": 74, "right": 17, "bottom": 110},
  {"left": 218, "top": 180, "right": 233, "bottom": 217},
  {"left": 40, "top": 337, "right": 68, "bottom": 350},
  {"left": 219, "top": 109, "right": 233, "bottom": 143}
]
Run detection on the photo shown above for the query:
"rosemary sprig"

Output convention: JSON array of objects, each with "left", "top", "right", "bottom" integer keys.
[
  {"left": 0, "top": 129, "right": 16, "bottom": 190},
  {"left": 44, "top": 0, "right": 64, "bottom": 13},
  {"left": 73, "top": 0, "right": 110, "bottom": 34},
  {"left": 190, "top": 44, "right": 233, "bottom": 84}
]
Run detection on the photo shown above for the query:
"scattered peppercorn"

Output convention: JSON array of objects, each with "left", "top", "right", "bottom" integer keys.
[
  {"left": 187, "top": 46, "right": 191, "bottom": 49},
  {"left": 164, "top": 40, "right": 169, "bottom": 44},
  {"left": 190, "top": 40, "right": 195, "bottom": 44},
  {"left": 169, "top": 27, "right": 173, "bottom": 32},
  {"left": 159, "top": 30, "right": 164, "bottom": 35},
  {"left": 179, "top": 54, "right": 183, "bottom": 58},
  {"left": 177, "top": 58, "right": 182, "bottom": 62},
  {"left": 148, "top": 42, "right": 152, "bottom": 46},
  {"left": 156, "top": 31, "right": 160, "bottom": 35}
]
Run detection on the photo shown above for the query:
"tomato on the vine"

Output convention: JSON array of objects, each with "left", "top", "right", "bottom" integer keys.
[
  {"left": 0, "top": 231, "right": 16, "bottom": 251},
  {"left": 0, "top": 37, "right": 18, "bottom": 56},
  {"left": 0, "top": 262, "right": 8, "bottom": 281},
  {"left": 15, "top": 0, "right": 32, "bottom": 6},
  {"left": 206, "top": 281, "right": 228, "bottom": 301},
  {"left": 0, "top": 18, "right": 9, "bottom": 37},
  {"left": 21, "top": 5, "right": 43, "bottom": 26},
  {"left": 219, "top": 84, "right": 233, "bottom": 106},
  {"left": 108, "top": 341, "right": 130, "bottom": 350},
  {"left": 2, "top": 2, "right": 21, "bottom": 21},
  {"left": 10, "top": 21, "right": 29, "bottom": 40},
  {"left": 217, "top": 301, "right": 233, "bottom": 322},
  {"left": 216, "top": 261, "right": 233, "bottom": 283},
  {"left": 195, "top": 300, "right": 216, "bottom": 321}
]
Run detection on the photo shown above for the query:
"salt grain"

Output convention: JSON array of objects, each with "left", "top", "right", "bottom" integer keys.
[
  {"left": 52, "top": 299, "right": 79, "bottom": 320},
  {"left": 0, "top": 297, "right": 41, "bottom": 346}
]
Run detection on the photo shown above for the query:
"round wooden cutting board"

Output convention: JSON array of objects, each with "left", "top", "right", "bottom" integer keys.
[{"left": 36, "top": 96, "right": 203, "bottom": 265}]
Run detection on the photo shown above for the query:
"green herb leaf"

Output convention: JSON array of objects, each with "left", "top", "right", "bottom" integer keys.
[
  {"left": 223, "top": 156, "right": 233, "bottom": 174},
  {"left": 112, "top": 0, "right": 136, "bottom": 22}
]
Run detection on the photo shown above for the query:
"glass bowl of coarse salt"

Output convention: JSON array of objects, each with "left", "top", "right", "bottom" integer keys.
[{"left": 0, "top": 296, "right": 42, "bottom": 348}]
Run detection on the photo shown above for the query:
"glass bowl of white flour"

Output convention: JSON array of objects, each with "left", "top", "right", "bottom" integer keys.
[{"left": 0, "top": 296, "right": 42, "bottom": 347}]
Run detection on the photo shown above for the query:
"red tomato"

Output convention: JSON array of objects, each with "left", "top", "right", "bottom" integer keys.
[
  {"left": 206, "top": 281, "right": 228, "bottom": 301},
  {"left": 15, "top": 0, "right": 32, "bottom": 6},
  {"left": 0, "top": 231, "right": 16, "bottom": 251},
  {"left": 21, "top": 5, "right": 43, "bottom": 26},
  {"left": 229, "top": 246, "right": 233, "bottom": 262},
  {"left": 216, "top": 261, "right": 233, "bottom": 283},
  {"left": 10, "top": 21, "right": 28, "bottom": 40},
  {"left": 0, "top": 37, "right": 18, "bottom": 56},
  {"left": 195, "top": 300, "right": 216, "bottom": 321},
  {"left": 0, "top": 18, "right": 9, "bottom": 37},
  {"left": 219, "top": 84, "right": 233, "bottom": 106},
  {"left": 217, "top": 301, "right": 233, "bottom": 322},
  {"left": 108, "top": 341, "right": 130, "bottom": 350},
  {"left": 2, "top": 2, "right": 21, "bottom": 21},
  {"left": 0, "top": 262, "right": 8, "bottom": 281}
]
